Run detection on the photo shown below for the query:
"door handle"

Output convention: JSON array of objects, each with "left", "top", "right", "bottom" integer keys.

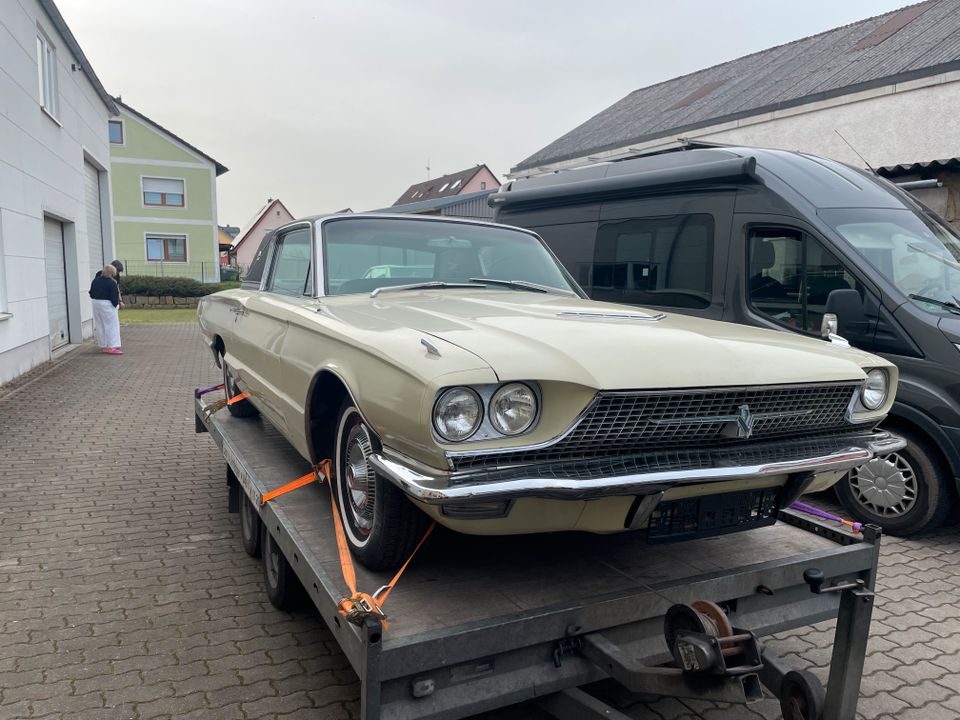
[{"left": 230, "top": 306, "right": 246, "bottom": 316}]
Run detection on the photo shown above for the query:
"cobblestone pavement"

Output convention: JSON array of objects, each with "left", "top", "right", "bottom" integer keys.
[{"left": 1, "top": 323, "right": 958, "bottom": 720}]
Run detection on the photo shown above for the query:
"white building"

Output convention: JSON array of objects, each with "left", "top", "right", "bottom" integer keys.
[
  {"left": 0, "top": 0, "right": 116, "bottom": 385},
  {"left": 510, "top": 1, "right": 960, "bottom": 228}
]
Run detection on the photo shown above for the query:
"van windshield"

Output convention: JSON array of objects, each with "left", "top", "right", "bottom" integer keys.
[{"left": 821, "top": 207, "right": 960, "bottom": 315}]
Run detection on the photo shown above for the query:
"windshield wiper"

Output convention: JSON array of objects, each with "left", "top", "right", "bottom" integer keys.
[
  {"left": 909, "top": 294, "right": 960, "bottom": 315},
  {"left": 907, "top": 243, "right": 960, "bottom": 271},
  {"left": 370, "top": 281, "right": 478, "bottom": 297},
  {"left": 468, "top": 278, "right": 577, "bottom": 296}
]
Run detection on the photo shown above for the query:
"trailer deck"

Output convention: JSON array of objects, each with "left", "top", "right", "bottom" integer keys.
[{"left": 195, "top": 395, "right": 879, "bottom": 720}]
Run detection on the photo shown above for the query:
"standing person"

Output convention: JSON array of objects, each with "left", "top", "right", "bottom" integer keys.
[{"left": 90, "top": 265, "right": 122, "bottom": 355}]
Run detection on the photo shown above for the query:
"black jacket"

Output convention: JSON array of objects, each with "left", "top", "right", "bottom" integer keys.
[{"left": 90, "top": 275, "right": 120, "bottom": 307}]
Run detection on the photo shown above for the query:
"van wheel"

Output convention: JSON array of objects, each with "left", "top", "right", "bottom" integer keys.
[
  {"left": 332, "top": 402, "right": 428, "bottom": 571},
  {"left": 836, "top": 427, "right": 953, "bottom": 535},
  {"left": 221, "top": 353, "right": 259, "bottom": 418}
]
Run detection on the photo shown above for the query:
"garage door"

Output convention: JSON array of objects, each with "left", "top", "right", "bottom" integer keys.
[
  {"left": 44, "top": 217, "right": 69, "bottom": 350},
  {"left": 84, "top": 161, "right": 104, "bottom": 272}
]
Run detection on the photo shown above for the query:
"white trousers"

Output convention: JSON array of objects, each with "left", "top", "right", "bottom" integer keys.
[{"left": 92, "top": 299, "right": 121, "bottom": 348}]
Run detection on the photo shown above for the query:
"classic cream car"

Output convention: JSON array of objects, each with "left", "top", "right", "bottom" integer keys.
[{"left": 199, "top": 214, "right": 904, "bottom": 569}]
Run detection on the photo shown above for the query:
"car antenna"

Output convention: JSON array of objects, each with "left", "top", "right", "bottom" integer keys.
[{"left": 834, "top": 130, "right": 876, "bottom": 175}]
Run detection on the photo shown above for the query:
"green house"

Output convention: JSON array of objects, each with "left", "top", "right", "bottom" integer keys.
[{"left": 108, "top": 100, "right": 227, "bottom": 282}]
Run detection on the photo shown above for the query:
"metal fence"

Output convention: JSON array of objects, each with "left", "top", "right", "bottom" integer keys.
[{"left": 120, "top": 260, "right": 223, "bottom": 283}]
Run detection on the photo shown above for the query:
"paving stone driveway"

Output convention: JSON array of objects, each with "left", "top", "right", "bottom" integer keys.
[{"left": 0, "top": 323, "right": 958, "bottom": 720}]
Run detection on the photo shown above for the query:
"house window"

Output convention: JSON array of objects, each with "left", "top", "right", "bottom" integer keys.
[
  {"left": 142, "top": 177, "right": 185, "bottom": 207},
  {"left": 36, "top": 30, "right": 59, "bottom": 119},
  {"left": 108, "top": 120, "right": 123, "bottom": 144},
  {"left": 481, "top": 181, "right": 487, "bottom": 190},
  {"left": 146, "top": 234, "right": 187, "bottom": 262}
]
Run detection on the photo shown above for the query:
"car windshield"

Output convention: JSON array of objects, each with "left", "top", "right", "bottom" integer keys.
[
  {"left": 821, "top": 207, "right": 960, "bottom": 315},
  {"left": 323, "top": 217, "right": 580, "bottom": 296}
]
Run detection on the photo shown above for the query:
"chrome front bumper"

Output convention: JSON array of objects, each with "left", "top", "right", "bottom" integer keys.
[{"left": 369, "top": 431, "right": 906, "bottom": 505}]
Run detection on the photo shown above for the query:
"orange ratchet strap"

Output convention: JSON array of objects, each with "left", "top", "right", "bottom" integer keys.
[
  {"left": 317, "top": 459, "right": 435, "bottom": 630},
  {"left": 260, "top": 470, "right": 319, "bottom": 506},
  {"left": 227, "top": 392, "right": 251, "bottom": 406},
  {"left": 257, "top": 460, "right": 435, "bottom": 631}
]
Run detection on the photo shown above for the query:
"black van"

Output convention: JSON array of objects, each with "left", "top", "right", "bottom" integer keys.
[{"left": 492, "top": 147, "right": 960, "bottom": 535}]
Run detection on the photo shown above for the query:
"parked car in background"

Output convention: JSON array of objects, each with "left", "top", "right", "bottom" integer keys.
[
  {"left": 198, "top": 214, "right": 903, "bottom": 569},
  {"left": 493, "top": 147, "right": 960, "bottom": 535}
]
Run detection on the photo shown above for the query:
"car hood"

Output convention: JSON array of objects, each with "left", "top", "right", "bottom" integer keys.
[{"left": 327, "top": 290, "right": 881, "bottom": 389}]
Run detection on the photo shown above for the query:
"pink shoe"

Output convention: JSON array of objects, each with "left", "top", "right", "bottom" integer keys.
[{"left": 105, "top": 348, "right": 123, "bottom": 355}]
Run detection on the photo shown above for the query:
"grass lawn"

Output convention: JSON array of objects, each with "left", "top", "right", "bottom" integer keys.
[{"left": 120, "top": 308, "right": 197, "bottom": 324}]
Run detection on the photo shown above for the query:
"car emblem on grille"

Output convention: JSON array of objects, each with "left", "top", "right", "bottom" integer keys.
[
  {"left": 650, "top": 403, "right": 813, "bottom": 438},
  {"left": 735, "top": 404, "right": 755, "bottom": 439}
]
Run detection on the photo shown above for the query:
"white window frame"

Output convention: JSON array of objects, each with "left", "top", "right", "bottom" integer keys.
[
  {"left": 140, "top": 176, "right": 187, "bottom": 210},
  {"left": 108, "top": 119, "right": 125, "bottom": 146},
  {"left": 145, "top": 233, "right": 189, "bottom": 263},
  {"left": 36, "top": 28, "right": 59, "bottom": 121}
]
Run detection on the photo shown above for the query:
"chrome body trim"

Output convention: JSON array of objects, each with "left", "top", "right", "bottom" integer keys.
[
  {"left": 557, "top": 310, "right": 666, "bottom": 321},
  {"left": 371, "top": 430, "right": 906, "bottom": 505}
]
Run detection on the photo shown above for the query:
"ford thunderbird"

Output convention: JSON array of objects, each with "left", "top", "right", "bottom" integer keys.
[{"left": 198, "top": 214, "right": 904, "bottom": 569}]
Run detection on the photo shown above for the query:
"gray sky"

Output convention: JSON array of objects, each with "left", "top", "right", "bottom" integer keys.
[{"left": 57, "top": 0, "right": 909, "bottom": 227}]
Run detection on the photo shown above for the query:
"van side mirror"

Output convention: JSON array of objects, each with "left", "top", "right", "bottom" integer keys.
[{"left": 824, "top": 289, "right": 868, "bottom": 340}]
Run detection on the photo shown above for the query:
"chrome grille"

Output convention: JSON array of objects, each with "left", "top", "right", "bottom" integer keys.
[{"left": 451, "top": 382, "right": 860, "bottom": 472}]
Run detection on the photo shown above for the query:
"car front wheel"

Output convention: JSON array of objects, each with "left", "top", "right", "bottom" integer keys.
[
  {"left": 836, "top": 427, "right": 954, "bottom": 535},
  {"left": 333, "top": 402, "right": 427, "bottom": 571}
]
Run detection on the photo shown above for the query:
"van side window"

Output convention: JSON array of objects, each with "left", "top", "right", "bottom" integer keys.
[
  {"left": 748, "top": 229, "right": 862, "bottom": 334},
  {"left": 590, "top": 214, "right": 713, "bottom": 308}
]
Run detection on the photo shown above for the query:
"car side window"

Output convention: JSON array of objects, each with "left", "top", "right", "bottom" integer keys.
[
  {"left": 590, "top": 214, "right": 714, "bottom": 308},
  {"left": 243, "top": 234, "right": 273, "bottom": 287},
  {"left": 748, "top": 228, "right": 862, "bottom": 334},
  {"left": 266, "top": 228, "right": 313, "bottom": 297}
]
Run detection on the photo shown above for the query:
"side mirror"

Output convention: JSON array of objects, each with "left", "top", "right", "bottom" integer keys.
[{"left": 824, "top": 289, "right": 868, "bottom": 340}]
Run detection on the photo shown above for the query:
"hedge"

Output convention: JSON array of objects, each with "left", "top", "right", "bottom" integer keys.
[{"left": 119, "top": 275, "right": 240, "bottom": 297}]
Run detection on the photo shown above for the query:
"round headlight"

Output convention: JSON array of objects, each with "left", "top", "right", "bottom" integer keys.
[
  {"left": 489, "top": 383, "right": 537, "bottom": 436},
  {"left": 861, "top": 369, "right": 888, "bottom": 410},
  {"left": 433, "top": 387, "right": 482, "bottom": 441}
]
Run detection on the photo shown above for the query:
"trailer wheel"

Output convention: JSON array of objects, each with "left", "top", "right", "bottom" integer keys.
[
  {"left": 779, "top": 669, "right": 825, "bottom": 720},
  {"left": 240, "top": 496, "right": 261, "bottom": 558},
  {"left": 221, "top": 353, "right": 259, "bottom": 419},
  {"left": 332, "top": 402, "right": 428, "bottom": 571},
  {"left": 261, "top": 525, "right": 300, "bottom": 610}
]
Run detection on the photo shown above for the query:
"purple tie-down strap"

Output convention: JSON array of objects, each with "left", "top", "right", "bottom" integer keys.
[
  {"left": 790, "top": 501, "right": 863, "bottom": 533},
  {"left": 195, "top": 383, "right": 225, "bottom": 399}
]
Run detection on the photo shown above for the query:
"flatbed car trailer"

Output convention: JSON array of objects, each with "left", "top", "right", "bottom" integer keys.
[{"left": 195, "top": 394, "right": 881, "bottom": 720}]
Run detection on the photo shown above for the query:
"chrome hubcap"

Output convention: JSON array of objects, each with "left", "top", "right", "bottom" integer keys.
[
  {"left": 849, "top": 453, "right": 917, "bottom": 517},
  {"left": 343, "top": 422, "right": 376, "bottom": 535}
]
